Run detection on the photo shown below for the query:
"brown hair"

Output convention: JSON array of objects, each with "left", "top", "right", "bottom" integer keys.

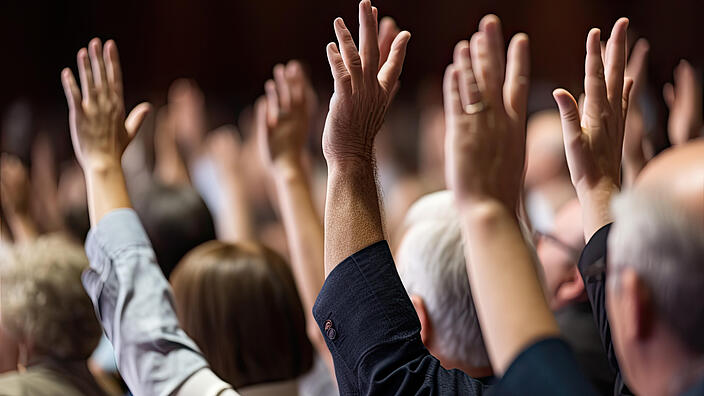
[{"left": 170, "top": 240, "right": 313, "bottom": 388}]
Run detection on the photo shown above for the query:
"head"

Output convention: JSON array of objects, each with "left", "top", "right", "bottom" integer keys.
[
  {"left": 170, "top": 240, "right": 313, "bottom": 388},
  {"left": 525, "top": 110, "right": 568, "bottom": 189},
  {"left": 397, "top": 191, "right": 491, "bottom": 375},
  {"left": 134, "top": 182, "right": 216, "bottom": 278},
  {"left": 536, "top": 199, "right": 586, "bottom": 310},
  {"left": 0, "top": 235, "right": 102, "bottom": 364},
  {"left": 606, "top": 140, "right": 704, "bottom": 394},
  {"left": 606, "top": 191, "right": 704, "bottom": 395}
]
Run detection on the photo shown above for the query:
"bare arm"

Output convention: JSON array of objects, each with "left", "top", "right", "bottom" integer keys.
[
  {"left": 443, "top": 16, "right": 559, "bottom": 374},
  {"left": 322, "top": 3, "right": 409, "bottom": 272},
  {"left": 255, "top": 60, "right": 331, "bottom": 361},
  {"left": 207, "top": 126, "right": 254, "bottom": 242}
]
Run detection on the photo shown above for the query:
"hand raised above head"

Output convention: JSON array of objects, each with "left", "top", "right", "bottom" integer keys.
[
  {"left": 443, "top": 15, "right": 530, "bottom": 213},
  {"left": 322, "top": 0, "right": 410, "bottom": 166},
  {"left": 664, "top": 59, "right": 703, "bottom": 146},
  {"left": 257, "top": 60, "right": 315, "bottom": 169},
  {"left": 0, "top": 154, "right": 31, "bottom": 218},
  {"left": 553, "top": 19, "right": 632, "bottom": 197},
  {"left": 61, "top": 38, "right": 151, "bottom": 171}
]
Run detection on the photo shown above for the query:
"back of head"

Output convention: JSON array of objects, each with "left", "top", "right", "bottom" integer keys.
[
  {"left": 0, "top": 235, "right": 102, "bottom": 361},
  {"left": 134, "top": 182, "right": 216, "bottom": 278},
  {"left": 609, "top": 190, "right": 704, "bottom": 354},
  {"left": 170, "top": 240, "right": 313, "bottom": 388},
  {"left": 397, "top": 190, "right": 490, "bottom": 368}
]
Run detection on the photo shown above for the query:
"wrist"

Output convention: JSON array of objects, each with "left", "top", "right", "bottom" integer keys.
[{"left": 575, "top": 180, "right": 619, "bottom": 241}]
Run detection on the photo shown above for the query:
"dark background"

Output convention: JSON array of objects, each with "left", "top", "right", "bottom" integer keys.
[{"left": 0, "top": 0, "right": 701, "bottom": 157}]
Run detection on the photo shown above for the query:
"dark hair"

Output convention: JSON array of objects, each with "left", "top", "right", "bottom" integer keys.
[
  {"left": 170, "top": 241, "right": 314, "bottom": 388},
  {"left": 133, "top": 182, "right": 216, "bottom": 278}
]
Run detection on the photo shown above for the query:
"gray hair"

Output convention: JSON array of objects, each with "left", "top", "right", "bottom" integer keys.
[
  {"left": 609, "top": 190, "right": 704, "bottom": 353},
  {"left": 397, "top": 190, "right": 490, "bottom": 368},
  {"left": 0, "top": 235, "right": 102, "bottom": 360}
]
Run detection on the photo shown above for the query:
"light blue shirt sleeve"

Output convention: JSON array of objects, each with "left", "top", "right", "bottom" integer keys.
[{"left": 82, "top": 208, "right": 209, "bottom": 396}]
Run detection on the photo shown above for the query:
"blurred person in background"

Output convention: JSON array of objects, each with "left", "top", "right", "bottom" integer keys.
[{"left": 0, "top": 235, "right": 105, "bottom": 395}]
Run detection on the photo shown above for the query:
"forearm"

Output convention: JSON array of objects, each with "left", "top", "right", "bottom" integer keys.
[
  {"left": 576, "top": 181, "right": 619, "bottom": 242},
  {"left": 460, "top": 199, "right": 559, "bottom": 375},
  {"left": 272, "top": 162, "right": 334, "bottom": 370},
  {"left": 84, "top": 162, "right": 132, "bottom": 227},
  {"left": 324, "top": 159, "right": 384, "bottom": 275},
  {"left": 218, "top": 172, "right": 254, "bottom": 242},
  {"left": 274, "top": 163, "right": 324, "bottom": 311}
]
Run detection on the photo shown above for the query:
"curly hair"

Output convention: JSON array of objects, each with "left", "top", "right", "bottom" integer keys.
[{"left": 0, "top": 235, "right": 102, "bottom": 361}]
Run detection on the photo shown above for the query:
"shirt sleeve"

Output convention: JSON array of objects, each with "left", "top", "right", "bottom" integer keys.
[
  {"left": 312, "top": 240, "right": 488, "bottom": 395},
  {"left": 490, "top": 338, "right": 598, "bottom": 395},
  {"left": 577, "top": 223, "right": 632, "bottom": 396},
  {"left": 82, "top": 208, "right": 234, "bottom": 396}
]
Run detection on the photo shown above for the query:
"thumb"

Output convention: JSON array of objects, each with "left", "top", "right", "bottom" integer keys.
[
  {"left": 125, "top": 102, "right": 152, "bottom": 140},
  {"left": 553, "top": 89, "right": 582, "bottom": 142}
]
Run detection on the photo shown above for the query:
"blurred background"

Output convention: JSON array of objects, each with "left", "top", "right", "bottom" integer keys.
[{"left": 0, "top": 0, "right": 701, "bottom": 162}]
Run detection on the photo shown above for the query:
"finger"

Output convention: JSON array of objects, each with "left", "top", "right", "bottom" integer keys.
[
  {"left": 286, "top": 61, "right": 306, "bottom": 105},
  {"left": 626, "top": 39, "right": 649, "bottom": 88},
  {"left": 553, "top": 89, "right": 582, "bottom": 143},
  {"left": 125, "top": 102, "right": 152, "bottom": 140},
  {"left": 104, "top": 39, "right": 124, "bottom": 98},
  {"left": 359, "top": 0, "right": 380, "bottom": 84},
  {"left": 443, "top": 64, "right": 463, "bottom": 118},
  {"left": 334, "top": 18, "right": 363, "bottom": 89},
  {"left": 378, "top": 31, "right": 411, "bottom": 93},
  {"left": 605, "top": 18, "right": 629, "bottom": 113},
  {"left": 503, "top": 33, "right": 530, "bottom": 123},
  {"left": 264, "top": 79, "right": 280, "bottom": 126},
  {"left": 676, "top": 60, "right": 702, "bottom": 108},
  {"left": 453, "top": 41, "right": 481, "bottom": 107},
  {"left": 326, "top": 42, "right": 352, "bottom": 94},
  {"left": 273, "top": 64, "right": 291, "bottom": 113},
  {"left": 255, "top": 96, "right": 270, "bottom": 158},
  {"left": 88, "top": 38, "right": 108, "bottom": 91},
  {"left": 372, "top": 6, "right": 378, "bottom": 33},
  {"left": 583, "top": 28, "right": 608, "bottom": 124},
  {"left": 479, "top": 14, "right": 506, "bottom": 81},
  {"left": 472, "top": 29, "right": 503, "bottom": 110},
  {"left": 578, "top": 93, "right": 585, "bottom": 117},
  {"left": 378, "top": 17, "right": 399, "bottom": 69},
  {"left": 77, "top": 48, "right": 96, "bottom": 104},
  {"left": 61, "top": 68, "right": 82, "bottom": 113}
]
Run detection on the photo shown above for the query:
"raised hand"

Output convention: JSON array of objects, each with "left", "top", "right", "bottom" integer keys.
[
  {"left": 443, "top": 15, "right": 530, "bottom": 213},
  {"left": 61, "top": 39, "right": 151, "bottom": 171},
  {"left": 257, "top": 60, "right": 315, "bottom": 169},
  {"left": 322, "top": 0, "right": 410, "bottom": 165},
  {"left": 622, "top": 39, "right": 650, "bottom": 186},
  {"left": 664, "top": 60, "right": 703, "bottom": 145},
  {"left": 168, "top": 79, "right": 207, "bottom": 161},
  {"left": 553, "top": 19, "right": 633, "bottom": 240}
]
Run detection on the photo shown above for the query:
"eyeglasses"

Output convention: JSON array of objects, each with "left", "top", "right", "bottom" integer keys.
[{"left": 534, "top": 230, "right": 584, "bottom": 264}]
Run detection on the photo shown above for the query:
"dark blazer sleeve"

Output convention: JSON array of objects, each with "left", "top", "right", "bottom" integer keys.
[
  {"left": 313, "top": 241, "right": 488, "bottom": 395},
  {"left": 577, "top": 223, "right": 633, "bottom": 396}
]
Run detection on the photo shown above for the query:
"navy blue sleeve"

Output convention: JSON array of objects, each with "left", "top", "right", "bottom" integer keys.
[
  {"left": 578, "top": 224, "right": 633, "bottom": 396},
  {"left": 313, "top": 240, "right": 488, "bottom": 395},
  {"left": 490, "top": 338, "right": 598, "bottom": 396}
]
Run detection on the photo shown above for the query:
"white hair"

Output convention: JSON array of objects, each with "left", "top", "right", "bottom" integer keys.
[
  {"left": 609, "top": 190, "right": 704, "bottom": 353},
  {"left": 397, "top": 190, "right": 490, "bottom": 368}
]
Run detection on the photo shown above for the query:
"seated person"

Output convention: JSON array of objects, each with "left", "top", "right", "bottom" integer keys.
[
  {"left": 170, "top": 240, "right": 321, "bottom": 395},
  {"left": 396, "top": 190, "right": 493, "bottom": 380},
  {"left": 0, "top": 235, "right": 106, "bottom": 395}
]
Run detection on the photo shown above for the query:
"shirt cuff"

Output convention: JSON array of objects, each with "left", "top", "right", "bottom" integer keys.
[
  {"left": 312, "top": 240, "right": 420, "bottom": 374},
  {"left": 578, "top": 223, "right": 612, "bottom": 278},
  {"left": 176, "top": 368, "right": 238, "bottom": 396}
]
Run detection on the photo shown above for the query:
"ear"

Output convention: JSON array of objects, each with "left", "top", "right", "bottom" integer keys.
[
  {"left": 556, "top": 266, "right": 586, "bottom": 303},
  {"left": 619, "top": 269, "right": 656, "bottom": 342},
  {"left": 410, "top": 294, "right": 432, "bottom": 346}
]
